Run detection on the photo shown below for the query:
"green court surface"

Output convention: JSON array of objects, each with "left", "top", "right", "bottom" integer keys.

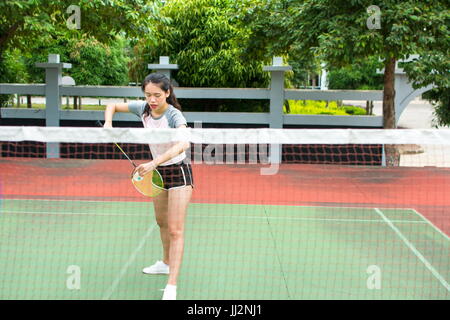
[{"left": 0, "top": 199, "right": 449, "bottom": 300}]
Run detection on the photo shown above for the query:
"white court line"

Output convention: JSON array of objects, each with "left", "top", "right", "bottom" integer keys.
[
  {"left": 4, "top": 210, "right": 149, "bottom": 217},
  {"left": 3, "top": 198, "right": 148, "bottom": 204},
  {"left": 8, "top": 199, "right": 442, "bottom": 229},
  {"left": 374, "top": 208, "right": 450, "bottom": 292},
  {"left": 410, "top": 209, "right": 450, "bottom": 241},
  {"left": 4, "top": 210, "right": 428, "bottom": 224},
  {"left": 3, "top": 198, "right": 421, "bottom": 212},
  {"left": 192, "top": 214, "right": 426, "bottom": 225},
  {"left": 262, "top": 202, "right": 420, "bottom": 212},
  {"left": 102, "top": 223, "right": 158, "bottom": 300}
]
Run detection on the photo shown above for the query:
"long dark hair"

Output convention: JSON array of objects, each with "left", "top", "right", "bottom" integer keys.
[{"left": 141, "top": 73, "right": 181, "bottom": 117}]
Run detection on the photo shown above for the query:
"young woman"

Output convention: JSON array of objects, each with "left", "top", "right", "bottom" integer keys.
[{"left": 104, "top": 73, "right": 193, "bottom": 300}]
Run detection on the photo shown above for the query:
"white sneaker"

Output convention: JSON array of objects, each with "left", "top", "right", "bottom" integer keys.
[
  {"left": 162, "top": 284, "right": 177, "bottom": 300},
  {"left": 142, "top": 260, "right": 169, "bottom": 275}
]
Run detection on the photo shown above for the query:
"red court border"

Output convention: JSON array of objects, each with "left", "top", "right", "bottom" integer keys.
[{"left": 1, "top": 158, "right": 449, "bottom": 236}]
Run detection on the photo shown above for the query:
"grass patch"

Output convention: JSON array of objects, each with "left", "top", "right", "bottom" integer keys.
[
  {"left": 11, "top": 100, "right": 368, "bottom": 116},
  {"left": 284, "top": 100, "right": 367, "bottom": 116}
]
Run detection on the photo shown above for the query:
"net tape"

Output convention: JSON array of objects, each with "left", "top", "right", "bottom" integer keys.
[{"left": 1, "top": 126, "right": 450, "bottom": 145}]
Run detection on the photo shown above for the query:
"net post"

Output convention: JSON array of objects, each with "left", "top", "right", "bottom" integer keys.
[
  {"left": 262, "top": 57, "right": 292, "bottom": 173},
  {"left": 381, "top": 144, "right": 387, "bottom": 167},
  {"left": 148, "top": 56, "right": 179, "bottom": 80},
  {"left": 189, "top": 121, "right": 203, "bottom": 164},
  {"left": 36, "top": 54, "right": 72, "bottom": 159}
]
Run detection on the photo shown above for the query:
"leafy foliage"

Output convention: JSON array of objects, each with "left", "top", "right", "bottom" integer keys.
[
  {"left": 241, "top": 0, "right": 450, "bottom": 125},
  {"left": 0, "top": 0, "right": 164, "bottom": 55},
  {"left": 0, "top": 49, "right": 29, "bottom": 107},
  {"left": 328, "top": 57, "right": 383, "bottom": 90},
  {"left": 0, "top": 1, "right": 165, "bottom": 86},
  {"left": 401, "top": 49, "right": 449, "bottom": 124},
  {"left": 144, "top": 0, "right": 268, "bottom": 88},
  {"left": 134, "top": 0, "right": 271, "bottom": 111},
  {"left": 20, "top": 36, "right": 130, "bottom": 85},
  {"left": 429, "top": 88, "right": 450, "bottom": 128}
]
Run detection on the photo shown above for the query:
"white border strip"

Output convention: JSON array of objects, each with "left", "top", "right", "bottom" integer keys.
[
  {"left": 4, "top": 210, "right": 428, "bottom": 225},
  {"left": 374, "top": 208, "right": 450, "bottom": 292},
  {"left": 2, "top": 198, "right": 424, "bottom": 212},
  {"left": 3, "top": 210, "right": 148, "bottom": 217},
  {"left": 1, "top": 127, "right": 450, "bottom": 145}
]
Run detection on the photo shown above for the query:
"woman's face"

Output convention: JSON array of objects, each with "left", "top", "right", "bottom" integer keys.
[{"left": 144, "top": 82, "right": 170, "bottom": 111}]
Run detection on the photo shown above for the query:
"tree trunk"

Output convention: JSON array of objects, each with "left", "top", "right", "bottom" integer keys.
[
  {"left": 366, "top": 100, "right": 374, "bottom": 115},
  {"left": 383, "top": 57, "right": 399, "bottom": 166},
  {"left": 74, "top": 96, "right": 82, "bottom": 110},
  {"left": 284, "top": 100, "right": 290, "bottom": 113},
  {"left": 311, "top": 75, "right": 317, "bottom": 88},
  {"left": 0, "top": 22, "right": 21, "bottom": 55},
  {"left": 27, "top": 95, "right": 32, "bottom": 108},
  {"left": 383, "top": 57, "right": 396, "bottom": 129}
]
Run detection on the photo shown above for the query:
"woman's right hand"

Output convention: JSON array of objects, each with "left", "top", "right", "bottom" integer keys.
[{"left": 103, "top": 121, "right": 113, "bottom": 128}]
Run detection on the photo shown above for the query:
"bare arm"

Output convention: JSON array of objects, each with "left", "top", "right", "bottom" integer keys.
[
  {"left": 136, "top": 125, "right": 190, "bottom": 176},
  {"left": 153, "top": 125, "right": 190, "bottom": 166},
  {"left": 104, "top": 103, "right": 129, "bottom": 128}
]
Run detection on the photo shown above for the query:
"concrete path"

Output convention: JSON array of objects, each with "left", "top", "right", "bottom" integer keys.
[{"left": 344, "top": 97, "right": 440, "bottom": 129}]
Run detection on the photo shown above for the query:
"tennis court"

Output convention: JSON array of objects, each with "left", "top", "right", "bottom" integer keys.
[{"left": 1, "top": 157, "right": 449, "bottom": 300}]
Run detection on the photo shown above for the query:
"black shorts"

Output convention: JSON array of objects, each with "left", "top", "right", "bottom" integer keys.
[{"left": 157, "top": 161, "right": 194, "bottom": 190}]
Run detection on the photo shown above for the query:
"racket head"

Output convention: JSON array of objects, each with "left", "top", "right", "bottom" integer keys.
[{"left": 131, "top": 168, "right": 164, "bottom": 197}]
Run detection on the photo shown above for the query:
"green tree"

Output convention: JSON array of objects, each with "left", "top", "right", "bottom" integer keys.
[
  {"left": 0, "top": 0, "right": 164, "bottom": 56},
  {"left": 0, "top": 0, "right": 165, "bottom": 106},
  {"left": 0, "top": 48, "right": 29, "bottom": 106},
  {"left": 146, "top": 0, "right": 268, "bottom": 88},
  {"left": 23, "top": 36, "right": 130, "bottom": 85},
  {"left": 241, "top": 0, "right": 449, "bottom": 128},
  {"left": 134, "top": 0, "right": 270, "bottom": 111},
  {"left": 328, "top": 57, "right": 383, "bottom": 90},
  {"left": 0, "top": 0, "right": 166, "bottom": 88},
  {"left": 428, "top": 88, "right": 450, "bottom": 128},
  {"left": 401, "top": 50, "right": 449, "bottom": 127}
]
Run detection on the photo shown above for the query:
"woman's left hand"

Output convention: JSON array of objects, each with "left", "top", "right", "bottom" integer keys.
[{"left": 136, "top": 161, "right": 157, "bottom": 177}]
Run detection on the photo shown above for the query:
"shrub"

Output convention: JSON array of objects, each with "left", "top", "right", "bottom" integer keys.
[{"left": 284, "top": 100, "right": 367, "bottom": 115}]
